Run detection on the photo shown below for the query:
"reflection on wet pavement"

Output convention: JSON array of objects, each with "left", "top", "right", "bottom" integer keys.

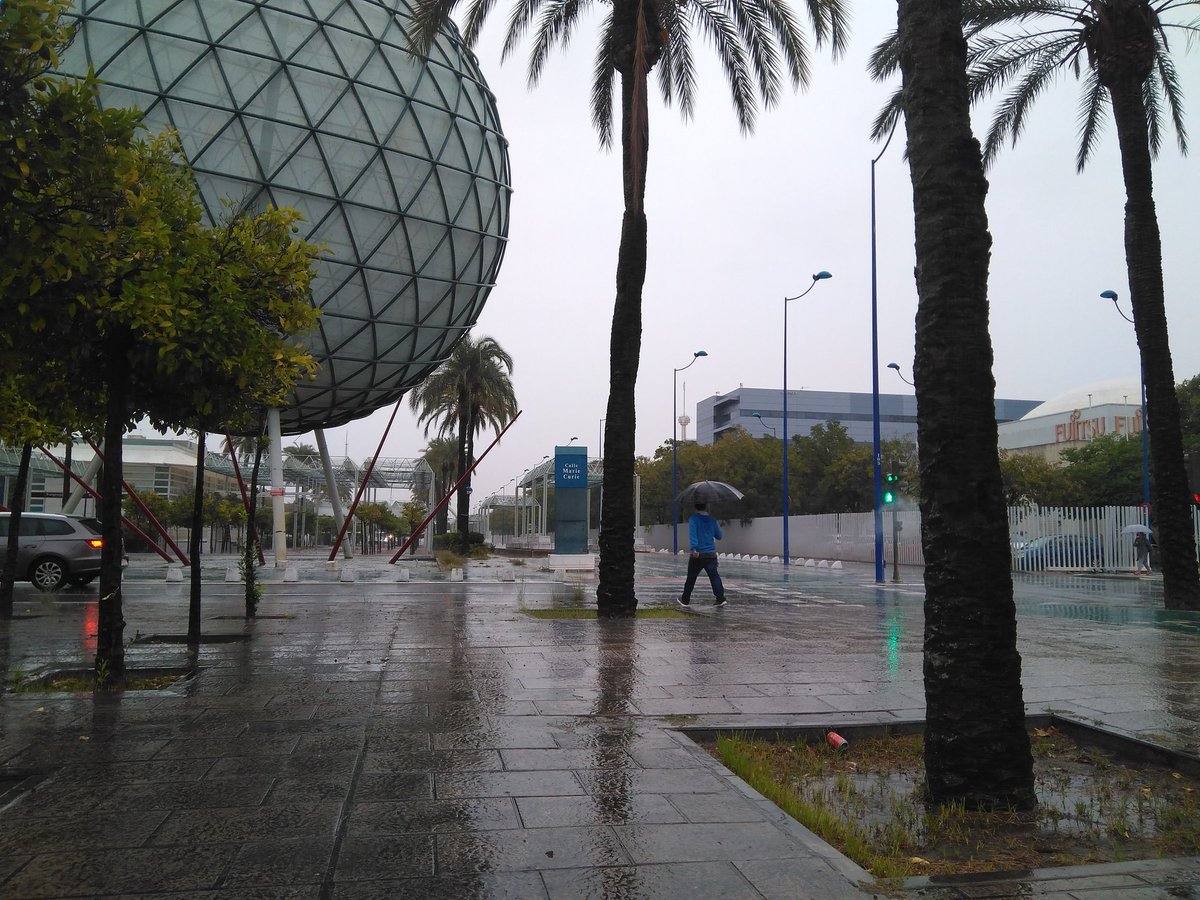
[{"left": 0, "top": 557, "right": 1198, "bottom": 897}]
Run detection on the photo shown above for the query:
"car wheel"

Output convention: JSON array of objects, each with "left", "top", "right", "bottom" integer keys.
[
  {"left": 30, "top": 557, "right": 67, "bottom": 592},
  {"left": 67, "top": 575, "right": 96, "bottom": 588}
]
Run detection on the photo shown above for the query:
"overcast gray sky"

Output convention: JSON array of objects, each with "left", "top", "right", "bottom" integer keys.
[{"left": 306, "top": 3, "right": 1200, "bottom": 507}]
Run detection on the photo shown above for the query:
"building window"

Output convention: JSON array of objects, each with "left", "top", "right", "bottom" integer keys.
[{"left": 154, "top": 465, "right": 170, "bottom": 497}]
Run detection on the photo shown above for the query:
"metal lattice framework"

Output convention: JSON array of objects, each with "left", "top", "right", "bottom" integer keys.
[
  {"left": 518, "top": 457, "right": 603, "bottom": 488},
  {"left": 60, "top": 0, "right": 512, "bottom": 435}
]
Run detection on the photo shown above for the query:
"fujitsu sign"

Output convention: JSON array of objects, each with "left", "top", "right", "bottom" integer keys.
[{"left": 1054, "top": 408, "right": 1143, "bottom": 444}]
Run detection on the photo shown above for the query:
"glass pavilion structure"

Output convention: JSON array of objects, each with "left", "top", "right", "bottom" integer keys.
[{"left": 60, "top": 0, "right": 513, "bottom": 435}]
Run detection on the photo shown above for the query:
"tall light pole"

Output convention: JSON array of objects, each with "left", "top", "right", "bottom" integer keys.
[
  {"left": 783, "top": 272, "right": 832, "bottom": 565},
  {"left": 752, "top": 414, "right": 777, "bottom": 437},
  {"left": 870, "top": 122, "right": 899, "bottom": 584},
  {"left": 1101, "top": 290, "right": 1151, "bottom": 509},
  {"left": 672, "top": 350, "right": 708, "bottom": 554}
]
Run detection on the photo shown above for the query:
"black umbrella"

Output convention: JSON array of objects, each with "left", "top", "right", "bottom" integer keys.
[{"left": 675, "top": 480, "right": 745, "bottom": 505}]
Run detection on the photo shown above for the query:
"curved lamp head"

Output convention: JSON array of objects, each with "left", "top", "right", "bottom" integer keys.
[
  {"left": 694, "top": 350, "right": 708, "bottom": 358},
  {"left": 813, "top": 271, "right": 833, "bottom": 281},
  {"left": 568, "top": 436, "right": 579, "bottom": 445},
  {"left": 1100, "top": 290, "right": 1119, "bottom": 301},
  {"left": 887, "top": 362, "right": 901, "bottom": 372}
]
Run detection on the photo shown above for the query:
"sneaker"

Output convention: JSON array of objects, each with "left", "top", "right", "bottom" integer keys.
[
  {"left": 677, "top": 597, "right": 690, "bottom": 607},
  {"left": 713, "top": 598, "right": 727, "bottom": 607}
]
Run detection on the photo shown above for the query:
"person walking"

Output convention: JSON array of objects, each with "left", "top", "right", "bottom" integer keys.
[
  {"left": 1134, "top": 531, "right": 1152, "bottom": 575},
  {"left": 678, "top": 501, "right": 726, "bottom": 607}
]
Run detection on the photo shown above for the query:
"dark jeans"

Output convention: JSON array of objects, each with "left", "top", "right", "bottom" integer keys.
[{"left": 683, "top": 553, "right": 724, "bottom": 601}]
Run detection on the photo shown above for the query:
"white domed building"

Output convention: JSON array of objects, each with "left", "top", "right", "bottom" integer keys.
[{"left": 997, "top": 378, "right": 1145, "bottom": 463}]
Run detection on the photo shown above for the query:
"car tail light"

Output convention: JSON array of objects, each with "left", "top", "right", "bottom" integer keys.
[{"left": 86, "top": 538, "right": 103, "bottom": 550}]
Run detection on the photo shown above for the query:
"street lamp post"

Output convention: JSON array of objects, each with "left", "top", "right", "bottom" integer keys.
[
  {"left": 672, "top": 351, "right": 708, "bottom": 554},
  {"left": 752, "top": 414, "right": 777, "bottom": 437},
  {"left": 887, "top": 362, "right": 914, "bottom": 387},
  {"left": 1101, "top": 290, "right": 1151, "bottom": 509},
  {"left": 783, "top": 272, "right": 832, "bottom": 565},
  {"left": 870, "top": 122, "right": 899, "bottom": 584}
]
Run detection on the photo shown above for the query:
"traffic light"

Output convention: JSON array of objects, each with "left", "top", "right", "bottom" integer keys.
[{"left": 883, "top": 471, "right": 899, "bottom": 505}]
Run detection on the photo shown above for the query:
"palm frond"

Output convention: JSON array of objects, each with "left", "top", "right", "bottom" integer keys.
[
  {"left": 462, "top": 0, "right": 502, "bottom": 46},
  {"left": 502, "top": 0, "right": 548, "bottom": 60},
  {"left": 962, "top": 0, "right": 1079, "bottom": 31},
  {"left": 870, "top": 85, "right": 905, "bottom": 143},
  {"left": 1074, "top": 68, "right": 1108, "bottom": 170},
  {"left": 967, "top": 31, "right": 1073, "bottom": 102},
  {"left": 757, "top": 0, "right": 812, "bottom": 88},
  {"left": 688, "top": 0, "right": 757, "bottom": 133},
  {"left": 590, "top": 12, "right": 617, "bottom": 147},
  {"left": 718, "top": 0, "right": 782, "bottom": 108},
  {"left": 656, "top": 0, "right": 699, "bottom": 118},
  {"left": 407, "top": 0, "right": 467, "bottom": 53},
  {"left": 1154, "top": 42, "right": 1189, "bottom": 155},
  {"left": 804, "top": 0, "right": 849, "bottom": 56},
  {"left": 867, "top": 31, "right": 900, "bottom": 82},
  {"left": 981, "top": 41, "right": 1072, "bottom": 166},
  {"left": 1143, "top": 67, "right": 1165, "bottom": 157},
  {"left": 526, "top": 0, "right": 593, "bottom": 86}
]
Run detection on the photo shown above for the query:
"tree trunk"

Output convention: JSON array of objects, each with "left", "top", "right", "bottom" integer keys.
[
  {"left": 97, "top": 350, "right": 129, "bottom": 686},
  {"left": 897, "top": 0, "right": 1035, "bottom": 810},
  {"left": 597, "top": 61, "right": 649, "bottom": 618},
  {"left": 61, "top": 440, "right": 72, "bottom": 505},
  {"left": 1, "top": 443, "right": 33, "bottom": 619},
  {"left": 245, "top": 435, "right": 264, "bottom": 619},
  {"left": 188, "top": 431, "right": 205, "bottom": 644},
  {"left": 1107, "top": 80, "right": 1200, "bottom": 610},
  {"left": 456, "top": 398, "right": 471, "bottom": 554}
]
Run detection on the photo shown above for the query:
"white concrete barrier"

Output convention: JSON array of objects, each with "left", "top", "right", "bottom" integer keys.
[
  {"left": 831, "top": 560, "right": 844, "bottom": 570},
  {"left": 804, "top": 559, "right": 816, "bottom": 568},
  {"left": 450, "top": 568, "right": 464, "bottom": 582},
  {"left": 225, "top": 566, "right": 240, "bottom": 582},
  {"left": 283, "top": 566, "right": 299, "bottom": 582},
  {"left": 165, "top": 566, "right": 183, "bottom": 583},
  {"left": 395, "top": 568, "right": 410, "bottom": 582},
  {"left": 339, "top": 567, "right": 355, "bottom": 583},
  {"left": 816, "top": 560, "right": 830, "bottom": 569}
]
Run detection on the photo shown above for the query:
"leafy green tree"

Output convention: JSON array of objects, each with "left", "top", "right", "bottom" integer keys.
[
  {"left": 1059, "top": 434, "right": 1146, "bottom": 506},
  {"left": 871, "top": 0, "right": 1199, "bottom": 609},
  {"left": 408, "top": 0, "right": 847, "bottom": 617},
  {"left": 399, "top": 500, "right": 428, "bottom": 555},
  {"left": 409, "top": 336, "right": 518, "bottom": 554},
  {"left": 889, "top": 0, "right": 1035, "bottom": 810},
  {"left": 999, "top": 451, "right": 1075, "bottom": 506}
]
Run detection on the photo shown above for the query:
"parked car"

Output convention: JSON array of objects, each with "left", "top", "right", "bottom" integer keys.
[
  {"left": 0, "top": 513, "right": 106, "bottom": 591},
  {"left": 1015, "top": 534, "right": 1104, "bottom": 571}
]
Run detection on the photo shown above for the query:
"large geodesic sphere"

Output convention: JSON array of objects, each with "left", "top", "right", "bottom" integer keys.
[{"left": 60, "top": 0, "right": 511, "bottom": 434}]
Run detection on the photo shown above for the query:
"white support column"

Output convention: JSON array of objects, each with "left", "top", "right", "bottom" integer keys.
[
  {"left": 315, "top": 429, "right": 352, "bottom": 559},
  {"left": 267, "top": 408, "right": 286, "bottom": 566},
  {"left": 63, "top": 443, "right": 103, "bottom": 514}
]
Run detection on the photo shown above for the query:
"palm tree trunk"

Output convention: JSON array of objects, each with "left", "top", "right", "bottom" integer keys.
[
  {"left": 188, "top": 431, "right": 205, "bottom": 645},
  {"left": 1, "top": 442, "right": 33, "bottom": 619},
  {"left": 97, "top": 347, "right": 129, "bottom": 686},
  {"left": 456, "top": 398, "right": 471, "bottom": 553},
  {"left": 1108, "top": 79, "right": 1200, "bottom": 610},
  {"left": 597, "top": 52, "right": 650, "bottom": 618},
  {"left": 897, "top": 0, "right": 1034, "bottom": 810}
]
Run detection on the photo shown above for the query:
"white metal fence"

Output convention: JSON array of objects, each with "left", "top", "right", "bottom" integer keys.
[{"left": 640, "top": 505, "right": 1200, "bottom": 573}]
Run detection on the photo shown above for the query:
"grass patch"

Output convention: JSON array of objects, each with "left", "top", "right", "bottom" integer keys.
[
  {"left": 8, "top": 672, "right": 184, "bottom": 694},
  {"left": 469, "top": 546, "right": 490, "bottom": 560},
  {"left": 435, "top": 550, "right": 465, "bottom": 569},
  {"left": 522, "top": 607, "right": 689, "bottom": 620},
  {"left": 712, "top": 727, "right": 1200, "bottom": 880}
]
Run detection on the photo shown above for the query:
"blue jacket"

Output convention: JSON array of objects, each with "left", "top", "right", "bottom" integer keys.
[{"left": 688, "top": 512, "right": 723, "bottom": 554}]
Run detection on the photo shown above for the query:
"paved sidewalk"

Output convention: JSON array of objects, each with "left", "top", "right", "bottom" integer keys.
[{"left": 1, "top": 559, "right": 1198, "bottom": 898}]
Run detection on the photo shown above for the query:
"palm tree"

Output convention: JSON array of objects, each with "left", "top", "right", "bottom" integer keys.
[
  {"left": 408, "top": 0, "right": 847, "bottom": 617},
  {"left": 871, "top": 0, "right": 1200, "bottom": 610},
  {"left": 420, "top": 436, "right": 459, "bottom": 536},
  {"left": 409, "top": 335, "right": 517, "bottom": 553},
  {"left": 885, "top": 0, "right": 1037, "bottom": 810}
]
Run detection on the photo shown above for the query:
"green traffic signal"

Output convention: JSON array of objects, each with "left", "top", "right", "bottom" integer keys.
[
  {"left": 885, "top": 472, "right": 899, "bottom": 484},
  {"left": 883, "top": 489, "right": 896, "bottom": 505}
]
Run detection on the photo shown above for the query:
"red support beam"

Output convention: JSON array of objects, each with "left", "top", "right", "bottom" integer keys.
[
  {"left": 85, "top": 439, "right": 190, "bottom": 565},
  {"left": 36, "top": 446, "right": 175, "bottom": 563},
  {"left": 224, "top": 436, "right": 266, "bottom": 567},
  {"left": 389, "top": 411, "right": 522, "bottom": 564},
  {"left": 329, "top": 399, "right": 403, "bottom": 561}
]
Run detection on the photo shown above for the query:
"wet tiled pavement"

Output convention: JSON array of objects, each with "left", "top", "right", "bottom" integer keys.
[{"left": 1, "top": 557, "right": 1199, "bottom": 898}]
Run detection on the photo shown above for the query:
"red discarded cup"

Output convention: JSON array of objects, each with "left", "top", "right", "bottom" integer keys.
[{"left": 826, "top": 731, "right": 848, "bottom": 751}]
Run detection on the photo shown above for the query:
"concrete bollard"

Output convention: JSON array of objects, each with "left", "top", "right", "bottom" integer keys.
[
  {"left": 395, "top": 568, "right": 410, "bottom": 582},
  {"left": 817, "top": 560, "right": 830, "bottom": 569},
  {"left": 283, "top": 566, "right": 299, "bottom": 582},
  {"left": 804, "top": 559, "right": 816, "bottom": 568},
  {"left": 225, "top": 566, "right": 240, "bottom": 582},
  {"left": 339, "top": 567, "right": 355, "bottom": 583},
  {"left": 450, "top": 568, "right": 464, "bottom": 582},
  {"left": 831, "top": 560, "right": 844, "bottom": 570},
  {"left": 500, "top": 568, "right": 515, "bottom": 583},
  {"left": 165, "top": 566, "right": 183, "bottom": 583}
]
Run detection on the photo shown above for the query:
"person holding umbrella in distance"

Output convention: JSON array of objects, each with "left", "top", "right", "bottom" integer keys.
[{"left": 675, "top": 480, "right": 743, "bottom": 608}]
